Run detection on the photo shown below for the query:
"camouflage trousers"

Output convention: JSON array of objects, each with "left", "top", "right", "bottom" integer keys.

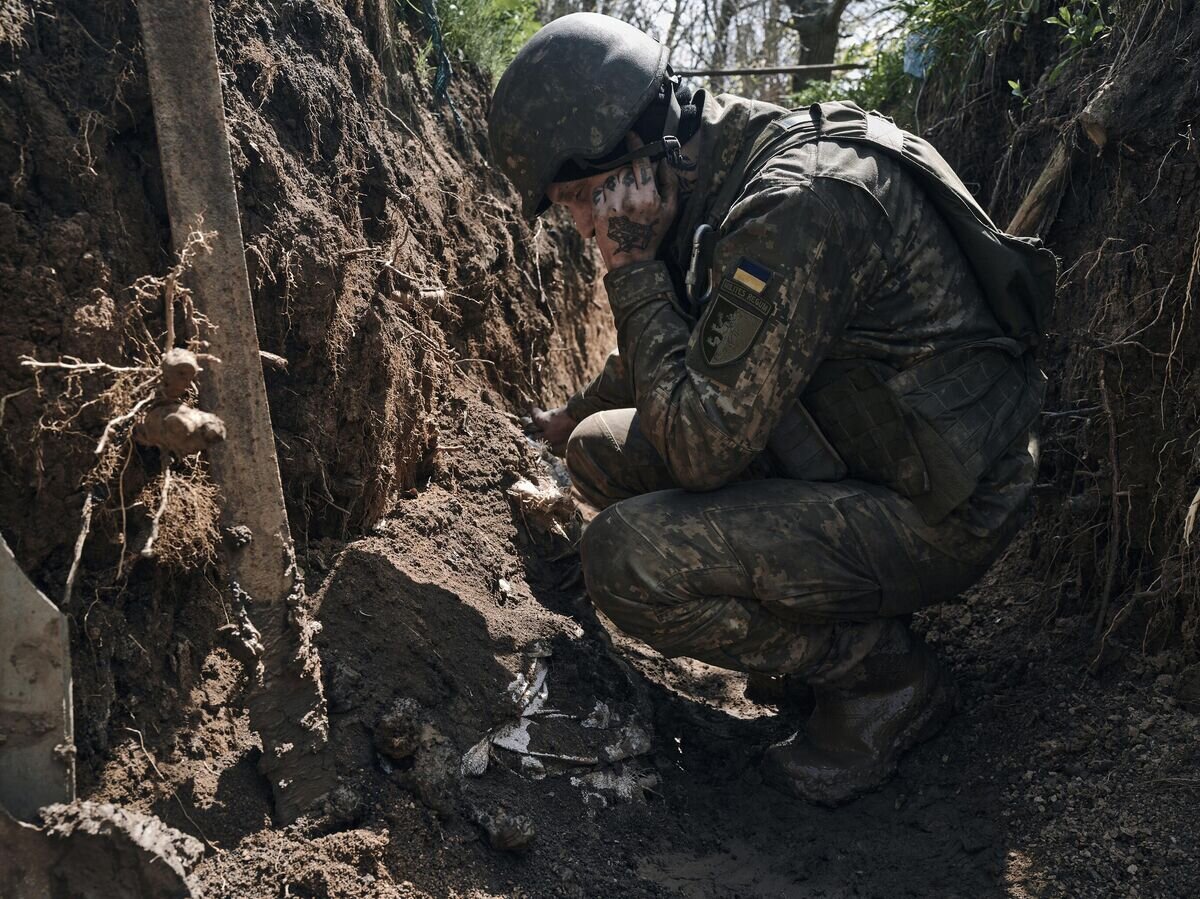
[{"left": 568, "top": 409, "right": 1016, "bottom": 682}]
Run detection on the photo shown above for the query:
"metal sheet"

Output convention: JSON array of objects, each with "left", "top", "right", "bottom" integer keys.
[{"left": 0, "top": 534, "right": 74, "bottom": 821}]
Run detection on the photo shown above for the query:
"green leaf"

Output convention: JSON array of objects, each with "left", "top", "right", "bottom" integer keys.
[{"left": 1047, "top": 55, "right": 1071, "bottom": 85}]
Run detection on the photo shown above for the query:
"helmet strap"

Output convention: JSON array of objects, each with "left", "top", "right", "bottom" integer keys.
[
  {"left": 660, "top": 73, "right": 697, "bottom": 171},
  {"left": 571, "top": 72, "right": 697, "bottom": 175}
]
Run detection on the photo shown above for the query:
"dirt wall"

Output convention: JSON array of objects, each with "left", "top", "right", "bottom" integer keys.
[
  {"left": 0, "top": 0, "right": 611, "bottom": 777},
  {"left": 918, "top": 0, "right": 1200, "bottom": 658}
]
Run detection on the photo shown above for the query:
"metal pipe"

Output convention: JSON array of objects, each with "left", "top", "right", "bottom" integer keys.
[{"left": 675, "top": 62, "right": 868, "bottom": 77}]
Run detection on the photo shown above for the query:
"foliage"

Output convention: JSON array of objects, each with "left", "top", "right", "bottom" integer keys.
[
  {"left": 897, "top": 0, "right": 1042, "bottom": 63},
  {"left": 765, "top": 0, "right": 1065, "bottom": 126},
  {"left": 887, "top": 0, "right": 1042, "bottom": 102},
  {"left": 1045, "top": 1, "right": 1111, "bottom": 49},
  {"left": 415, "top": 0, "right": 540, "bottom": 78},
  {"left": 787, "top": 40, "right": 914, "bottom": 124},
  {"left": 1043, "top": 2, "right": 1112, "bottom": 84},
  {"left": 877, "top": 0, "right": 1113, "bottom": 110}
]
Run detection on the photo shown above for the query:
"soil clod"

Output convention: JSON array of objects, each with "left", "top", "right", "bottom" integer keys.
[
  {"left": 1, "top": 801, "right": 204, "bottom": 898},
  {"left": 323, "top": 784, "right": 364, "bottom": 829},
  {"left": 474, "top": 806, "right": 536, "bottom": 852},
  {"left": 374, "top": 698, "right": 425, "bottom": 763}
]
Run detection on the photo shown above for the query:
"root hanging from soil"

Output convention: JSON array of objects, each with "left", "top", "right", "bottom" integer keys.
[
  {"left": 19, "top": 228, "right": 225, "bottom": 600},
  {"left": 135, "top": 456, "right": 221, "bottom": 569}
]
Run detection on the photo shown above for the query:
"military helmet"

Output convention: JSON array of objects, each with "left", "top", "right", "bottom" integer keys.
[{"left": 489, "top": 13, "right": 684, "bottom": 219}]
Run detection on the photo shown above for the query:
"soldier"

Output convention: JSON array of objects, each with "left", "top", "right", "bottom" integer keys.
[{"left": 489, "top": 13, "right": 1055, "bottom": 804}]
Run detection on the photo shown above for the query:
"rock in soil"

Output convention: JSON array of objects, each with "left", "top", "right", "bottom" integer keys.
[
  {"left": 327, "top": 662, "right": 363, "bottom": 714},
  {"left": 402, "top": 725, "right": 461, "bottom": 819},
  {"left": 374, "top": 697, "right": 424, "bottom": 762},
  {"left": 323, "top": 784, "right": 363, "bottom": 829}
]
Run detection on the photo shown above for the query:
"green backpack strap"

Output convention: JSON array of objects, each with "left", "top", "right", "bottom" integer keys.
[
  {"left": 701, "top": 108, "right": 815, "bottom": 233},
  {"left": 704, "top": 101, "right": 1059, "bottom": 353}
]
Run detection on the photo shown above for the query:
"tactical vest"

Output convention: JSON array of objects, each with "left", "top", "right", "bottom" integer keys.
[{"left": 699, "top": 102, "right": 1058, "bottom": 524}]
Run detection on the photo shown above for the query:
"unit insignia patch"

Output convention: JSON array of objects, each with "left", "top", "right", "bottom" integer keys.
[{"left": 699, "top": 260, "right": 776, "bottom": 368}]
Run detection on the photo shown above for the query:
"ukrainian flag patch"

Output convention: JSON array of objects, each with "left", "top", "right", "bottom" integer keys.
[
  {"left": 731, "top": 258, "right": 773, "bottom": 294},
  {"left": 697, "top": 258, "right": 778, "bottom": 371}
]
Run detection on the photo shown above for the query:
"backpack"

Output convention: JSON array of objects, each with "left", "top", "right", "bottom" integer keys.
[{"left": 706, "top": 101, "right": 1058, "bottom": 351}]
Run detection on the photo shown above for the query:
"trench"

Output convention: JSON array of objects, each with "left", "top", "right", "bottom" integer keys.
[{"left": 2, "top": 1, "right": 1200, "bottom": 897}]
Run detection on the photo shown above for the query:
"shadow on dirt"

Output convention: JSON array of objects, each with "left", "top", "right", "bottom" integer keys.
[
  {"left": 150, "top": 751, "right": 273, "bottom": 848},
  {"left": 641, "top": 684, "right": 1012, "bottom": 897},
  {"left": 316, "top": 546, "right": 521, "bottom": 763},
  {"left": 518, "top": 550, "right": 1018, "bottom": 898}
]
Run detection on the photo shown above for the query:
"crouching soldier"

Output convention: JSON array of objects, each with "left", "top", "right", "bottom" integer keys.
[{"left": 489, "top": 13, "right": 1055, "bottom": 804}]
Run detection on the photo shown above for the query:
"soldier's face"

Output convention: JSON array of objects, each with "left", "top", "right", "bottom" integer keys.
[{"left": 546, "top": 173, "right": 608, "bottom": 240}]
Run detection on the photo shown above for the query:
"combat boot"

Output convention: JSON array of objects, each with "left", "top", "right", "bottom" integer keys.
[{"left": 761, "top": 620, "right": 956, "bottom": 806}]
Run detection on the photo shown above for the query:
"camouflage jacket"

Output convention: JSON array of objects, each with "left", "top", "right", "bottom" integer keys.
[{"left": 569, "top": 93, "right": 1040, "bottom": 536}]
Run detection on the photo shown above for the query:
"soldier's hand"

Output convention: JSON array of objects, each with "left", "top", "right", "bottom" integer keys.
[
  {"left": 592, "top": 132, "right": 680, "bottom": 272},
  {"left": 523, "top": 405, "right": 577, "bottom": 457}
]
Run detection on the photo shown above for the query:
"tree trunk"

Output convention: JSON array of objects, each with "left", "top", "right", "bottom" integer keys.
[
  {"left": 708, "top": 0, "right": 739, "bottom": 93},
  {"left": 786, "top": 0, "right": 850, "bottom": 92}
]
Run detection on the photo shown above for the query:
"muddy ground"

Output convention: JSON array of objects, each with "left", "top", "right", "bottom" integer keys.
[{"left": 79, "top": 388, "right": 1200, "bottom": 898}]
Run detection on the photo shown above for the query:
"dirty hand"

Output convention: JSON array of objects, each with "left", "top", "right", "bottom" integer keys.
[
  {"left": 523, "top": 405, "right": 577, "bottom": 456},
  {"left": 591, "top": 133, "right": 680, "bottom": 272}
]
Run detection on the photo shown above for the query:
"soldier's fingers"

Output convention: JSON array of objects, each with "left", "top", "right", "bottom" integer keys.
[
  {"left": 619, "top": 165, "right": 639, "bottom": 192},
  {"left": 524, "top": 405, "right": 546, "bottom": 432},
  {"left": 589, "top": 175, "right": 615, "bottom": 217},
  {"left": 593, "top": 170, "right": 621, "bottom": 208},
  {"left": 593, "top": 185, "right": 620, "bottom": 223},
  {"left": 624, "top": 132, "right": 655, "bottom": 191},
  {"left": 636, "top": 154, "right": 656, "bottom": 191}
]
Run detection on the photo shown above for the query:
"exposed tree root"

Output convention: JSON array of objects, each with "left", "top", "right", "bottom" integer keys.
[{"left": 19, "top": 230, "right": 225, "bottom": 595}]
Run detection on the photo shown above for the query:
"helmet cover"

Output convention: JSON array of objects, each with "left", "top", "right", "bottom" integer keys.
[{"left": 489, "top": 13, "right": 670, "bottom": 218}]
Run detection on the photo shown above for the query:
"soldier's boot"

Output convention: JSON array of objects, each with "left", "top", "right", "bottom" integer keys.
[{"left": 761, "top": 620, "right": 957, "bottom": 806}]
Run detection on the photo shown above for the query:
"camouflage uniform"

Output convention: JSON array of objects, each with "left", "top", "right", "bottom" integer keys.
[{"left": 566, "top": 94, "right": 1041, "bottom": 679}]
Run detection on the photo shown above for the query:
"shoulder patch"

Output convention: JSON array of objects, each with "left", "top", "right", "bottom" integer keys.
[
  {"left": 730, "top": 257, "right": 773, "bottom": 294},
  {"left": 699, "top": 273, "right": 776, "bottom": 368}
]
